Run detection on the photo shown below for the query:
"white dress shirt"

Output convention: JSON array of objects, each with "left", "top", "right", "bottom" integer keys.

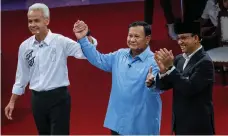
[
  {"left": 12, "top": 30, "right": 97, "bottom": 95},
  {"left": 160, "top": 46, "right": 203, "bottom": 78},
  {"left": 201, "top": 0, "right": 220, "bottom": 26}
]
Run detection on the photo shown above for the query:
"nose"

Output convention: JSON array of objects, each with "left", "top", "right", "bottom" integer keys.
[
  {"left": 29, "top": 22, "right": 36, "bottom": 27},
  {"left": 129, "top": 37, "right": 136, "bottom": 42},
  {"left": 177, "top": 39, "right": 183, "bottom": 45}
]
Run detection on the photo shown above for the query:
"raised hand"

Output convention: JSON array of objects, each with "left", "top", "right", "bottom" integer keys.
[
  {"left": 154, "top": 52, "right": 166, "bottom": 74},
  {"left": 155, "top": 48, "right": 174, "bottom": 71},
  {"left": 73, "top": 20, "right": 88, "bottom": 40},
  {"left": 145, "top": 67, "right": 155, "bottom": 87}
]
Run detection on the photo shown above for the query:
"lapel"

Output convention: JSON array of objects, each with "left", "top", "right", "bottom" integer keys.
[
  {"left": 183, "top": 48, "right": 205, "bottom": 74},
  {"left": 176, "top": 57, "right": 185, "bottom": 73}
]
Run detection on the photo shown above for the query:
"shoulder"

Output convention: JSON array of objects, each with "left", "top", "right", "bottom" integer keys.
[
  {"left": 202, "top": 52, "right": 213, "bottom": 64},
  {"left": 51, "top": 33, "right": 69, "bottom": 41},
  {"left": 19, "top": 35, "right": 35, "bottom": 52},
  {"left": 146, "top": 50, "right": 159, "bottom": 67},
  {"left": 50, "top": 33, "right": 78, "bottom": 47},
  {"left": 20, "top": 35, "right": 34, "bottom": 47},
  {"left": 147, "top": 50, "right": 155, "bottom": 61},
  {"left": 175, "top": 54, "right": 183, "bottom": 61},
  {"left": 115, "top": 48, "right": 130, "bottom": 55}
]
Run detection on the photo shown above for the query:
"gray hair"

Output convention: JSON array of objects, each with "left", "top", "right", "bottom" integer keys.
[{"left": 28, "top": 3, "right": 50, "bottom": 18}]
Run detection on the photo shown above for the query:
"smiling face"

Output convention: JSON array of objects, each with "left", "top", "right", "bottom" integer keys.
[
  {"left": 127, "top": 26, "right": 151, "bottom": 55},
  {"left": 27, "top": 9, "right": 49, "bottom": 36},
  {"left": 177, "top": 33, "right": 200, "bottom": 54}
]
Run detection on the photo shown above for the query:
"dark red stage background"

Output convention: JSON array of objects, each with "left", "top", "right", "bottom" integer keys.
[{"left": 1, "top": 0, "right": 228, "bottom": 135}]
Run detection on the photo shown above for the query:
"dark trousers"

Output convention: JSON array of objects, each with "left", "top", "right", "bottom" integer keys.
[
  {"left": 144, "top": 0, "right": 174, "bottom": 25},
  {"left": 31, "top": 86, "right": 71, "bottom": 135},
  {"left": 111, "top": 130, "right": 120, "bottom": 135},
  {"left": 183, "top": 0, "right": 207, "bottom": 22}
]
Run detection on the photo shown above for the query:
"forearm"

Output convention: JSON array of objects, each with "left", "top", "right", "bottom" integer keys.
[
  {"left": 168, "top": 67, "right": 213, "bottom": 96},
  {"left": 9, "top": 94, "right": 20, "bottom": 103},
  {"left": 155, "top": 74, "right": 173, "bottom": 90},
  {"left": 78, "top": 37, "right": 112, "bottom": 72},
  {"left": 155, "top": 66, "right": 175, "bottom": 90}
]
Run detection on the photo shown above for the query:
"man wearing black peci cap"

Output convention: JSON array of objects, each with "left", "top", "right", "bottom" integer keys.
[{"left": 146, "top": 22, "right": 215, "bottom": 135}]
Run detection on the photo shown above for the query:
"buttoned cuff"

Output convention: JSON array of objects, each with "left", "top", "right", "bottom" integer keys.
[
  {"left": 12, "top": 86, "right": 25, "bottom": 95},
  {"left": 159, "top": 66, "right": 175, "bottom": 78}
]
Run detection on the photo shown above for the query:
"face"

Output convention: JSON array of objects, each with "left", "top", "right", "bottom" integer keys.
[
  {"left": 177, "top": 33, "right": 199, "bottom": 54},
  {"left": 223, "top": 0, "right": 228, "bottom": 8},
  {"left": 127, "top": 26, "right": 151, "bottom": 54},
  {"left": 27, "top": 10, "right": 49, "bottom": 35}
]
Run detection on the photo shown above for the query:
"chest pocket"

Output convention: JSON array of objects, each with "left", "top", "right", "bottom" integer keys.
[{"left": 182, "top": 67, "right": 195, "bottom": 80}]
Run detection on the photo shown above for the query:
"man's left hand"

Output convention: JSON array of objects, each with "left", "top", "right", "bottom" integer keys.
[
  {"left": 146, "top": 67, "right": 155, "bottom": 87},
  {"left": 73, "top": 20, "right": 88, "bottom": 40}
]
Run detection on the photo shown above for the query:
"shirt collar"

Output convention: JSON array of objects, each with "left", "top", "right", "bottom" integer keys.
[
  {"left": 128, "top": 45, "right": 150, "bottom": 62},
  {"left": 32, "top": 30, "right": 53, "bottom": 46},
  {"left": 183, "top": 45, "right": 202, "bottom": 60}
]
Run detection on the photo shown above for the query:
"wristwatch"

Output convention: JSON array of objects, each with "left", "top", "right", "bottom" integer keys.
[
  {"left": 86, "top": 29, "right": 91, "bottom": 36},
  {"left": 166, "top": 65, "right": 173, "bottom": 71}
]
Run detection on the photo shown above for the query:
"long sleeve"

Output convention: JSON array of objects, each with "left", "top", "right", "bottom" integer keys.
[
  {"left": 78, "top": 37, "right": 118, "bottom": 72},
  {"left": 155, "top": 74, "right": 173, "bottom": 91},
  {"left": 168, "top": 60, "right": 214, "bottom": 96},
  {"left": 12, "top": 45, "right": 30, "bottom": 95},
  {"left": 62, "top": 36, "right": 98, "bottom": 59},
  {"left": 155, "top": 54, "right": 183, "bottom": 91},
  {"left": 148, "top": 60, "right": 164, "bottom": 93}
]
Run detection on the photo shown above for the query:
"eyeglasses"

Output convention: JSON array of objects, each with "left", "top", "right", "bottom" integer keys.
[{"left": 177, "top": 35, "right": 193, "bottom": 41}]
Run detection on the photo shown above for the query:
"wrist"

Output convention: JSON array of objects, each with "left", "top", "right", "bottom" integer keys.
[
  {"left": 165, "top": 65, "right": 173, "bottom": 71},
  {"left": 86, "top": 29, "right": 91, "bottom": 36},
  {"left": 9, "top": 100, "right": 16, "bottom": 104},
  {"left": 10, "top": 94, "right": 19, "bottom": 104},
  {"left": 160, "top": 70, "right": 167, "bottom": 74}
]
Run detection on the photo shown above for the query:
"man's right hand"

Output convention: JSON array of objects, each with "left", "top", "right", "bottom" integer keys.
[
  {"left": 146, "top": 67, "right": 155, "bottom": 87},
  {"left": 5, "top": 101, "right": 15, "bottom": 120},
  {"left": 154, "top": 52, "right": 167, "bottom": 74}
]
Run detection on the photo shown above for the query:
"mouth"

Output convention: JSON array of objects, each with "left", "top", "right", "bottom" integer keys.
[
  {"left": 30, "top": 27, "right": 39, "bottom": 31},
  {"left": 180, "top": 45, "right": 186, "bottom": 50},
  {"left": 129, "top": 43, "right": 137, "bottom": 46},
  {"left": 30, "top": 28, "right": 40, "bottom": 34},
  {"left": 31, "top": 29, "right": 38, "bottom": 31}
]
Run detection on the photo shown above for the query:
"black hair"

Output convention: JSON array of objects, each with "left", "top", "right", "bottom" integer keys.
[{"left": 128, "top": 21, "right": 151, "bottom": 36}]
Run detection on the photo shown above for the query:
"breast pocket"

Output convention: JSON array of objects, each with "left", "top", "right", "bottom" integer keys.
[{"left": 183, "top": 68, "right": 194, "bottom": 80}]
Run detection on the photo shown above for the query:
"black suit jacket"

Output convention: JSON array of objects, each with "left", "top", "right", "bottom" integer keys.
[{"left": 156, "top": 48, "right": 215, "bottom": 135}]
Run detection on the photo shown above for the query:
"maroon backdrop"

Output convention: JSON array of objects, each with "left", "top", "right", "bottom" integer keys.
[{"left": 1, "top": 1, "right": 228, "bottom": 135}]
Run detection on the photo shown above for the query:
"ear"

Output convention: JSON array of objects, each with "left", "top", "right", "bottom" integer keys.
[
  {"left": 193, "top": 34, "right": 199, "bottom": 41},
  {"left": 44, "top": 18, "right": 50, "bottom": 26},
  {"left": 146, "top": 35, "right": 151, "bottom": 44}
]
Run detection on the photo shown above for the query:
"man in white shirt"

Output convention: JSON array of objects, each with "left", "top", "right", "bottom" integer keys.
[
  {"left": 4, "top": 3, "right": 97, "bottom": 135},
  {"left": 146, "top": 22, "right": 215, "bottom": 134}
]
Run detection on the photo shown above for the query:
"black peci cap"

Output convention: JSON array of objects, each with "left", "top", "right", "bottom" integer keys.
[{"left": 174, "top": 22, "right": 201, "bottom": 36}]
